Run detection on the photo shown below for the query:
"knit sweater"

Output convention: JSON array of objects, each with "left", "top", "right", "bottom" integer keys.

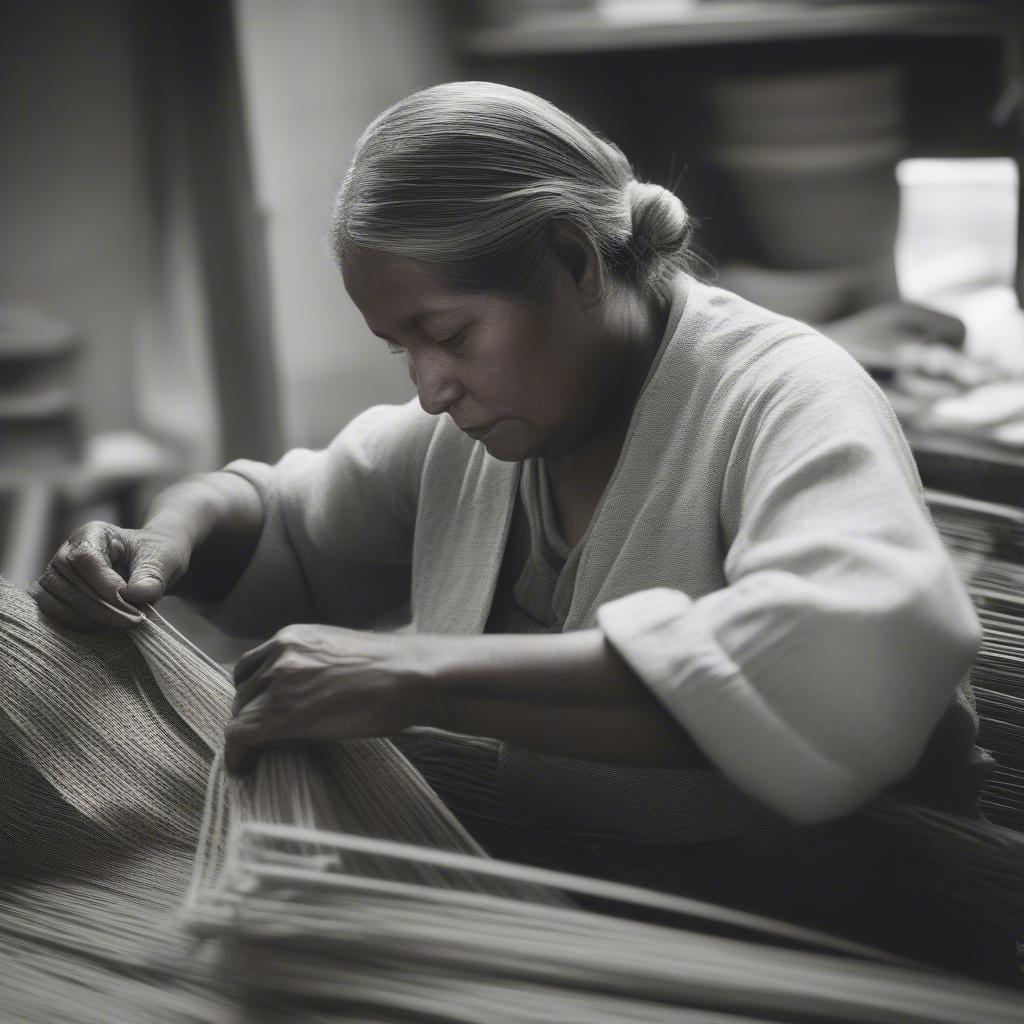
[{"left": 208, "top": 272, "right": 983, "bottom": 828}]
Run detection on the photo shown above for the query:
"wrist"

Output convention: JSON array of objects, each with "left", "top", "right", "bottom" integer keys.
[
  {"left": 142, "top": 513, "right": 198, "bottom": 552},
  {"left": 145, "top": 484, "right": 214, "bottom": 549},
  {"left": 145, "top": 472, "right": 252, "bottom": 548},
  {"left": 396, "top": 634, "right": 464, "bottom": 733}
]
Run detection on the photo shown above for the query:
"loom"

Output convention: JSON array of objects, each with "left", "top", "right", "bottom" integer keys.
[{"left": 2, "top": 545, "right": 1024, "bottom": 1020}]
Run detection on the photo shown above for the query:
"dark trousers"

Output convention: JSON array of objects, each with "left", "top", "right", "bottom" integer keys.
[{"left": 394, "top": 731, "right": 1023, "bottom": 991}]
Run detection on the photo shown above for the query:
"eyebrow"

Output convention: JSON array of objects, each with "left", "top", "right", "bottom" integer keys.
[{"left": 370, "top": 308, "right": 461, "bottom": 340}]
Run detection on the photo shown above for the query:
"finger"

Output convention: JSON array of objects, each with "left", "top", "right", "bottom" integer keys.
[
  {"left": 223, "top": 721, "right": 258, "bottom": 776},
  {"left": 63, "top": 529, "right": 131, "bottom": 604},
  {"left": 33, "top": 564, "right": 140, "bottom": 631},
  {"left": 224, "top": 725, "right": 318, "bottom": 777},
  {"left": 224, "top": 714, "right": 274, "bottom": 776},
  {"left": 54, "top": 559, "right": 142, "bottom": 626},
  {"left": 123, "top": 535, "right": 186, "bottom": 606},
  {"left": 124, "top": 570, "right": 167, "bottom": 606},
  {"left": 231, "top": 661, "right": 275, "bottom": 716},
  {"left": 55, "top": 559, "right": 143, "bottom": 627},
  {"left": 28, "top": 579, "right": 108, "bottom": 633},
  {"left": 233, "top": 638, "right": 279, "bottom": 686}
]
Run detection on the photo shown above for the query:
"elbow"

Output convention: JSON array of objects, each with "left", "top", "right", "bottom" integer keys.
[
  {"left": 923, "top": 556, "right": 983, "bottom": 680},
  {"left": 762, "top": 765, "right": 890, "bottom": 826},
  {"left": 849, "top": 560, "right": 982, "bottom": 783},
  {"left": 952, "top": 602, "right": 983, "bottom": 669},
  {"left": 757, "top": 624, "right": 984, "bottom": 828},
  {"left": 793, "top": 645, "right": 984, "bottom": 827}
]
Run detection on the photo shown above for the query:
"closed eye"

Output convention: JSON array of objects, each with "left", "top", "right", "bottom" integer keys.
[
  {"left": 382, "top": 328, "right": 467, "bottom": 356},
  {"left": 437, "top": 328, "right": 467, "bottom": 352}
]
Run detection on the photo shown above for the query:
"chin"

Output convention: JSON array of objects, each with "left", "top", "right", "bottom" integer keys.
[
  {"left": 485, "top": 430, "right": 543, "bottom": 463},
  {"left": 467, "top": 419, "right": 533, "bottom": 461},
  {"left": 480, "top": 435, "right": 530, "bottom": 462}
]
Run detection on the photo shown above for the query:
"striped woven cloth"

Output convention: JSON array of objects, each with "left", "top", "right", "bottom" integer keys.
[{"left": 2, "top": 576, "right": 1024, "bottom": 1021}]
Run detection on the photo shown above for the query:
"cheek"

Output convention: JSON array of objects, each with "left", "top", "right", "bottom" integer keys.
[
  {"left": 466, "top": 333, "right": 539, "bottom": 407},
  {"left": 469, "top": 308, "right": 587, "bottom": 424},
  {"left": 518, "top": 341, "right": 594, "bottom": 421}
]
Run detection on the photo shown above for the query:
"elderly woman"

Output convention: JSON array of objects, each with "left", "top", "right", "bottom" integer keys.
[{"left": 33, "top": 82, "right": 996, "bottom": 971}]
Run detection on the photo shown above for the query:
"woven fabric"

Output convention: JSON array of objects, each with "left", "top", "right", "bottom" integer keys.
[
  {"left": 3, "top": 577, "right": 1024, "bottom": 1017},
  {"left": 0, "top": 577, "right": 559, "bottom": 1022}
]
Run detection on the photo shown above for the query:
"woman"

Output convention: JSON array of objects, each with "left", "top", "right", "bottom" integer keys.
[{"left": 32, "top": 82, "right": 1001, "bottom": 975}]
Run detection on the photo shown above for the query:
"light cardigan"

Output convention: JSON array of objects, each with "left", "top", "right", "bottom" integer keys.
[{"left": 209, "top": 272, "right": 983, "bottom": 826}]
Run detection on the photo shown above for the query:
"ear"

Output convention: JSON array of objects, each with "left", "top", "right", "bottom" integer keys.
[{"left": 547, "top": 220, "right": 604, "bottom": 310}]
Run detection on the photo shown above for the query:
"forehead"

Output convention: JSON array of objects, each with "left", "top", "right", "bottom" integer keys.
[{"left": 342, "top": 249, "right": 464, "bottom": 326}]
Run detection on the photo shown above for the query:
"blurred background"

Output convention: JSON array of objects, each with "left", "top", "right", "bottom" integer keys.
[{"left": 3, "top": 0, "right": 1024, "bottom": 597}]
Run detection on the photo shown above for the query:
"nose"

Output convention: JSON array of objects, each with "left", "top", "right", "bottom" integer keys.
[{"left": 408, "top": 350, "right": 463, "bottom": 417}]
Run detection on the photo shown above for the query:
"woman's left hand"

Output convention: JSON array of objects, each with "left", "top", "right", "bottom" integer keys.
[{"left": 224, "top": 624, "right": 444, "bottom": 775}]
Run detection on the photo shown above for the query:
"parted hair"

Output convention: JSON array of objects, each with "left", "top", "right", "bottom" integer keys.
[{"left": 331, "top": 81, "right": 693, "bottom": 305}]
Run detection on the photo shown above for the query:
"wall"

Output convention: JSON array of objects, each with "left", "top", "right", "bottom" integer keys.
[
  {"left": 0, "top": 0, "right": 147, "bottom": 438},
  {"left": 233, "top": 0, "right": 459, "bottom": 449}
]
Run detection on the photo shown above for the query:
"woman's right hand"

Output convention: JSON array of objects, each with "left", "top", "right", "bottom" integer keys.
[{"left": 29, "top": 521, "right": 192, "bottom": 631}]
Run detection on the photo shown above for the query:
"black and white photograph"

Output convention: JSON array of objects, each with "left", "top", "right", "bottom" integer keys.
[{"left": 2, "top": 0, "right": 1024, "bottom": 1020}]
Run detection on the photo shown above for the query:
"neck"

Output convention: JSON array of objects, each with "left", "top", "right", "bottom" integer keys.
[{"left": 545, "top": 288, "right": 670, "bottom": 486}]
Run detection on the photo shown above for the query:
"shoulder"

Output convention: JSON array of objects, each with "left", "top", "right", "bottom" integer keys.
[
  {"left": 336, "top": 397, "right": 438, "bottom": 448},
  {"left": 680, "top": 278, "right": 887, "bottom": 418},
  {"left": 226, "top": 398, "right": 440, "bottom": 506},
  {"left": 659, "top": 281, "right": 916, "bottom": 501},
  {"left": 300, "top": 397, "right": 440, "bottom": 478},
  {"left": 325, "top": 399, "right": 489, "bottom": 500}
]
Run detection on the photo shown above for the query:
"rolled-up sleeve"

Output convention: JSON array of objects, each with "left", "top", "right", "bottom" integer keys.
[
  {"left": 206, "top": 399, "right": 435, "bottom": 639},
  {"left": 597, "top": 367, "right": 983, "bottom": 824}
]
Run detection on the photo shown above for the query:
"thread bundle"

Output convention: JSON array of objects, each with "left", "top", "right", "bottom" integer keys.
[
  {"left": 2, "top": 577, "right": 1024, "bottom": 1021},
  {"left": 926, "top": 490, "right": 1024, "bottom": 833}
]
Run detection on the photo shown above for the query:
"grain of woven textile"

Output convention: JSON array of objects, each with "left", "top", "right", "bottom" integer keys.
[
  {"left": 926, "top": 491, "right": 1024, "bottom": 832},
  {"left": 3, "top": 577, "right": 1024, "bottom": 1022}
]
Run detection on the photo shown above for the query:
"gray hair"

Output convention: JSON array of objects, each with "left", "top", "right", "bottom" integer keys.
[{"left": 331, "top": 81, "right": 693, "bottom": 305}]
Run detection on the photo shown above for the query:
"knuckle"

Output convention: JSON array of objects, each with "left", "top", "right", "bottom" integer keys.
[
  {"left": 37, "top": 566, "right": 64, "bottom": 592},
  {"left": 28, "top": 584, "right": 55, "bottom": 611},
  {"left": 63, "top": 540, "right": 89, "bottom": 565},
  {"left": 66, "top": 537, "right": 101, "bottom": 565},
  {"left": 53, "top": 539, "right": 74, "bottom": 564},
  {"left": 276, "top": 625, "right": 301, "bottom": 646},
  {"left": 274, "top": 650, "right": 299, "bottom": 671},
  {"left": 72, "top": 521, "right": 113, "bottom": 547}
]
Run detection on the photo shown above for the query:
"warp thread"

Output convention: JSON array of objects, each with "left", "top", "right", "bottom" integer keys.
[{"left": 2, "top": 578, "right": 1024, "bottom": 1021}]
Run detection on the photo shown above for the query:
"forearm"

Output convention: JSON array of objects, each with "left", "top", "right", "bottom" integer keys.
[
  {"left": 423, "top": 629, "right": 711, "bottom": 769},
  {"left": 146, "top": 471, "right": 264, "bottom": 603}
]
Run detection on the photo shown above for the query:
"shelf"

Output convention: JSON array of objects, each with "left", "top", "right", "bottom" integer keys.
[
  {"left": 903, "top": 423, "right": 1024, "bottom": 508},
  {"left": 461, "top": 1, "right": 1007, "bottom": 57}
]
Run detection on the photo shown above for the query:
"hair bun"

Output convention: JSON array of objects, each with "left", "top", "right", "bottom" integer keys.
[{"left": 626, "top": 180, "right": 689, "bottom": 259}]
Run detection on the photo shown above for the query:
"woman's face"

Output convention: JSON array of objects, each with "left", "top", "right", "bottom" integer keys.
[{"left": 341, "top": 248, "right": 627, "bottom": 462}]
